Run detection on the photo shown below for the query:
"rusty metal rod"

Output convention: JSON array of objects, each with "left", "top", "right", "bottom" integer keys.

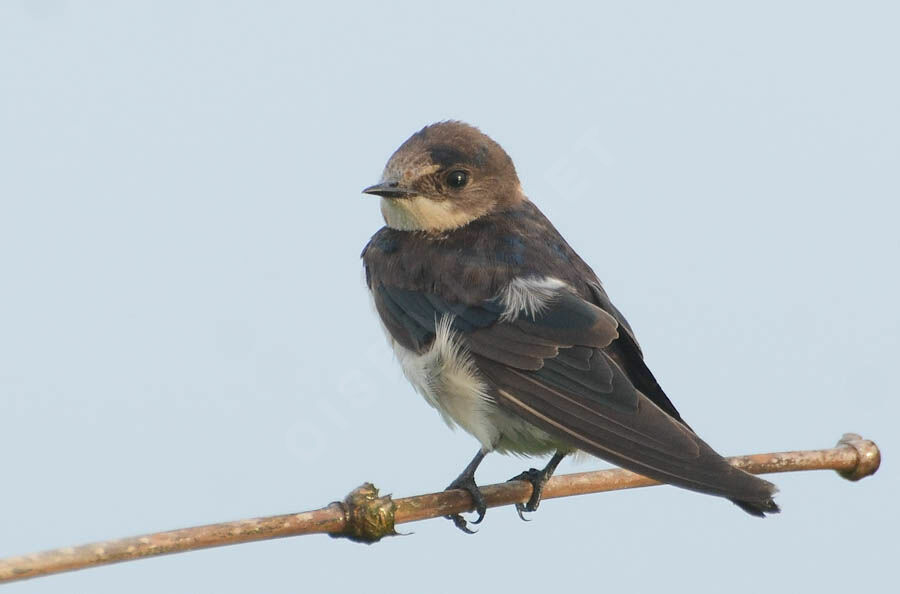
[{"left": 0, "top": 433, "right": 880, "bottom": 584}]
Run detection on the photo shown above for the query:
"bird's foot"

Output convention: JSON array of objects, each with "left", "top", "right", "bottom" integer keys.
[
  {"left": 508, "top": 467, "right": 552, "bottom": 521},
  {"left": 444, "top": 474, "right": 487, "bottom": 534}
]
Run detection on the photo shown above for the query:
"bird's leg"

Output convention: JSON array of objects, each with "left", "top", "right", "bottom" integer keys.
[
  {"left": 444, "top": 449, "right": 488, "bottom": 534},
  {"left": 508, "top": 450, "right": 567, "bottom": 520}
]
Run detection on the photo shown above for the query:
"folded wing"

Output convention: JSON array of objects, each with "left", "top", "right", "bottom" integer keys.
[{"left": 373, "top": 282, "right": 778, "bottom": 514}]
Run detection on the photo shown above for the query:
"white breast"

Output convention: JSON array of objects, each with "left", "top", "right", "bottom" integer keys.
[
  {"left": 388, "top": 315, "right": 502, "bottom": 450},
  {"left": 371, "top": 276, "right": 572, "bottom": 455}
]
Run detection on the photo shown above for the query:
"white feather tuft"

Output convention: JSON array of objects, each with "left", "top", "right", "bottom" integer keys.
[
  {"left": 498, "top": 277, "right": 568, "bottom": 322},
  {"left": 388, "top": 314, "right": 500, "bottom": 450}
]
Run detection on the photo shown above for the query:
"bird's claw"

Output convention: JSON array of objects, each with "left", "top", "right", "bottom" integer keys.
[
  {"left": 508, "top": 467, "right": 549, "bottom": 520},
  {"left": 444, "top": 474, "right": 487, "bottom": 534},
  {"left": 447, "top": 513, "right": 477, "bottom": 534}
]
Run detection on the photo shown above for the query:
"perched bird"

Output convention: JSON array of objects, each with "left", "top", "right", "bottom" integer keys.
[{"left": 361, "top": 121, "right": 779, "bottom": 532}]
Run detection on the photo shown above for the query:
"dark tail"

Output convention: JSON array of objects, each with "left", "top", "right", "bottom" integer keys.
[
  {"left": 482, "top": 356, "right": 783, "bottom": 516},
  {"left": 731, "top": 496, "right": 780, "bottom": 517}
]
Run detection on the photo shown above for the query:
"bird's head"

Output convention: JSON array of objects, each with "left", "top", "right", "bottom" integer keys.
[{"left": 363, "top": 121, "right": 523, "bottom": 232}]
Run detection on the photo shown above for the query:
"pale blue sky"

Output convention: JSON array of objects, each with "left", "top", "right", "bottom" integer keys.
[{"left": 1, "top": 1, "right": 897, "bottom": 592}]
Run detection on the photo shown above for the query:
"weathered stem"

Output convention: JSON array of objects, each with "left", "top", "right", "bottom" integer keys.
[{"left": 0, "top": 433, "right": 880, "bottom": 584}]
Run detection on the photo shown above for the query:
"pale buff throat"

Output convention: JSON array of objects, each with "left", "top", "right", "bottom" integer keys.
[{"left": 380, "top": 196, "right": 482, "bottom": 232}]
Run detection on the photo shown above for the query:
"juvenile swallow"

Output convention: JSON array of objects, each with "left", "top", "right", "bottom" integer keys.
[{"left": 361, "top": 121, "right": 779, "bottom": 532}]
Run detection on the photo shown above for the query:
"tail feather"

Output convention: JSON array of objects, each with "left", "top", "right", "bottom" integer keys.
[
  {"left": 731, "top": 496, "right": 781, "bottom": 517},
  {"left": 727, "top": 472, "right": 780, "bottom": 516},
  {"left": 480, "top": 356, "right": 782, "bottom": 515}
]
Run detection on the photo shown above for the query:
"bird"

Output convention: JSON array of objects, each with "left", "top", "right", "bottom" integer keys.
[{"left": 360, "top": 121, "right": 779, "bottom": 532}]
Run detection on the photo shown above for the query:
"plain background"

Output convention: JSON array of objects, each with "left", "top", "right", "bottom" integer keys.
[{"left": 1, "top": 1, "right": 897, "bottom": 592}]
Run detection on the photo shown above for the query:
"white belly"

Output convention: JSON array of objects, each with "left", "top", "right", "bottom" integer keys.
[
  {"left": 370, "top": 277, "right": 577, "bottom": 455},
  {"left": 389, "top": 315, "right": 501, "bottom": 450},
  {"left": 382, "top": 314, "right": 563, "bottom": 455}
]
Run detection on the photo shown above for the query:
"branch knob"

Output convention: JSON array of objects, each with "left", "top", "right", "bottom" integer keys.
[
  {"left": 329, "top": 483, "right": 398, "bottom": 544},
  {"left": 836, "top": 433, "right": 881, "bottom": 481}
]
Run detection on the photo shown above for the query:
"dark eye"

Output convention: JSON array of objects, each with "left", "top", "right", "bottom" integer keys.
[{"left": 446, "top": 170, "right": 468, "bottom": 189}]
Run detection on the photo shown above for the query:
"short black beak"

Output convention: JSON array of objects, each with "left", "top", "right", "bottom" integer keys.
[{"left": 362, "top": 182, "right": 416, "bottom": 199}]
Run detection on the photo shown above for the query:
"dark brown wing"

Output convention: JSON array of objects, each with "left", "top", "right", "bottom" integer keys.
[
  {"left": 372, "top": 283, "right": 778, "bottom": 514},
  {"left": 586, "top": 282, "right": 688, "bottom": 426}
]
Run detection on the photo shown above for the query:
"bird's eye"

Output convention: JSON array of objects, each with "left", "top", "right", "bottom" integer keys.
[{"left": 446, "top": 170, "right": 468, "bottom": 189}]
